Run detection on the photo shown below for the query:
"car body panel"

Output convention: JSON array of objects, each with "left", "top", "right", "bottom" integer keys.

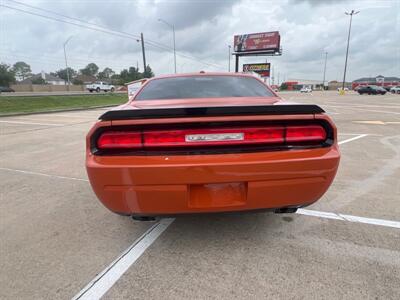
[{"left": 86, "top": 73, "right": 340, "bottom": 216}]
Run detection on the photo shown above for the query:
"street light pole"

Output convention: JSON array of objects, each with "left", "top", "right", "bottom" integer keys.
[
  {"left": 63, "top": 36, "right": 73, "bottom": 86},
  {"left": 322, "top": 51, "right": 328, "bottom": 90},
  {"left": 342, "top": 10, "right": 359, "bottom": 91},
  {"left": 158, "top": 18, "right": 177, "bottom": 73},
  {"left": 228, "top": 45, "right": 231, "bottom": 72}
]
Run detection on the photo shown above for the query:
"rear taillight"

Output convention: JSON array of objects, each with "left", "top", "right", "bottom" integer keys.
[
  {"left": 97, "top": 131, "right": 141, "bottom": 149},
  {"left": 286, "top": 125, "right": 327, "bottom": 143},
  {"left": 96, "top": 124, "right": 329, "bottom": 151}
]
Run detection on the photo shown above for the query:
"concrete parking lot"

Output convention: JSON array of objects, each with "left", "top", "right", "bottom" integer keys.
[{"left": 1, "top": 91, "right": 399, "bottom": 299}]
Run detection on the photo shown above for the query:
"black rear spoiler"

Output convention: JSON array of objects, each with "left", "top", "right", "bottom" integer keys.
[{"left": 99, "top": 104, "right": 325, "bottom": 121}]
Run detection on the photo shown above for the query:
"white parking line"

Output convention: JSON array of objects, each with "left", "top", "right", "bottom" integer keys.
[
  {"left": 0, "top": 167, "right": 88, "bottom": 182},
  {"left": 297, "top": 209, "right": 400, "bottom": 229},
  {"left": 0, "top": 120, "right": 64, "bottom": 126},
  {"left": 72, "top": 207, "right": 400, "bottom": 300},
  {"left": 72, "top": 218, "right": 175, "bottom": 300},
  {"left": 338, "top": 134, "right": 368, "bottom": 145}
]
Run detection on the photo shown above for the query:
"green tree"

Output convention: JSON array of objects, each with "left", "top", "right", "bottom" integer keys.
[
  {"left": 110, "top": 73, "right": 121, "bottom": 85},
  {"left": 80, "top": 63, "right": 99, "bottom": 76},
  {"left": 12, "top": 61, "right": 32, "bottom": 81},
  {"left": 119, "top": 67, "right": 141, "bottom": 84},
  {"left": 143, "top": 65, "right": 154, "bottom": 78},
  {"left": 97, "top": 67, "right": 115, "bottom": 80},
  {"left": 55, "top": 67, "right": 77, "bottom": 83},
  {"left": 72, "top": 78, "right": 84, "bottom": 85},
  {"left": 280, "top": 82, "right": 288, "bottom": 90},
  {"left": 0, "top": 63, "right": 16, "bottom": 86}
]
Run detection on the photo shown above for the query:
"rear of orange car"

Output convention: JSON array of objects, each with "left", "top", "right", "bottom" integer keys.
[{"left": 86, "top": 73, "right": 340, "bottom": 218}]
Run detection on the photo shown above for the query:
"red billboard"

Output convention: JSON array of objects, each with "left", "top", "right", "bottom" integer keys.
[{"left": 234, "top": 31, "right": 280, "bottom": 53}]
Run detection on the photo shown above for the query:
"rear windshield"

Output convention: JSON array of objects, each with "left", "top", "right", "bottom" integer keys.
[{"left": 135, "top": 75, "right": 275, "bottom": 100}]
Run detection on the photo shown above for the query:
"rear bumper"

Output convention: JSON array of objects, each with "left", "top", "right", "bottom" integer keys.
[{"left": 86, "top": 145, "right": 340, "bottom": 215}]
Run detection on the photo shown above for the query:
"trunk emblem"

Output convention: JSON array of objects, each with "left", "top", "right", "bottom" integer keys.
[{"left": 185, "top": 133, "right": 244, "bottom": 142}]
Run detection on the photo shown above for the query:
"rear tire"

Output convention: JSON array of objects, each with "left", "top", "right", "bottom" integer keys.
[
  {"left": 96, "top": 87, "right": 100, "bottom": 93},
  {"left": 89, "top": 89, "right": 93, "bottom": 93},
  {"left": 110, "top": 87, "right": 115, "bottom": 92},
  {"left": 131, "top": 215, "right": 157, "bottom": 221},
  {"left": 275, "top": 207, "right": 298, "bottom": 214}
]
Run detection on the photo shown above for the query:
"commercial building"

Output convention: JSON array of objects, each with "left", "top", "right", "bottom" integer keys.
[
  {"left": 352, "top": 75, "right": 400, "bottom": 90},
  {"left": 283, "top": 79, "right": 324, "bottom": 91}
]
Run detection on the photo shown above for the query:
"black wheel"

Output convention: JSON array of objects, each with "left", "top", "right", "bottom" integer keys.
[
  {"left": 110, "top": 87, "right": 115, "bottom": 92},
  {"left": 89, "top": 89, "right": 93, "bottom": 93},
  {"left": 96, "top": 87, "right": 100, "bottom": 93},
  {"left": 275, "top": 207, "right": 298, "bottom": 214}
]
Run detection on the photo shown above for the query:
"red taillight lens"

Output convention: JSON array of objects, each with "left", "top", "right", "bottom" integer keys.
[
  {"left": 286, "top": 125, "right": 327, "bottom": 143},
  {"left": 97, "top": 131, "right": 142, "bottom": 149},
  {"left": 95, "top": 124, "right": 328, "bottom": 151}
]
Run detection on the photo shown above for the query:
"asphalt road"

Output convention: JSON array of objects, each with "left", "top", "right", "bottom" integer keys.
[{"left": 1, "top": 91, "right": 399, "bottom": 299}]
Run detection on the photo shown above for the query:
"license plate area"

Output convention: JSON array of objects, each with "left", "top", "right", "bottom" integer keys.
[{"left": 188, "top": 182, "right": 247, "bottom": 208}]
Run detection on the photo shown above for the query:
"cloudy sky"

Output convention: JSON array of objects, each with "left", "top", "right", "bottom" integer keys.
[{"left": 1, "top": 0, "right": 399, "bottom": 82}]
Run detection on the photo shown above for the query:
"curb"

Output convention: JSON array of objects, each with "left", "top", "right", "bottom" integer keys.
[{"left": 0, "top": 104, "right": 117, "bottom": 118}]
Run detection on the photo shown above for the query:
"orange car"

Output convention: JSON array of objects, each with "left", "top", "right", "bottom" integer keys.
[{"left": 86, "top": 73, "right": 340, "bottom": 220}]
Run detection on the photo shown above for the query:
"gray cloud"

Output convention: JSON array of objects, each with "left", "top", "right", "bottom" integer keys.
[{"left": 1, "top": 0, "right": 398, "bottom": 81}]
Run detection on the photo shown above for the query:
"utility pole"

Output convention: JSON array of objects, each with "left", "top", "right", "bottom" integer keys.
[
  {"left": 342, "top": 10, "right": 359, "bottom": 91},
  {"left": 63, "top": 36, "right": 73, "bottom": 87},
  {"left": 228, "top": 45, "right": 231, "bottom": 72},
  {"left": 140, "top": 33, "right": 146, "bottom": 75},
  {"left": 322, "top": 51, "right": 328, "bottom": 90}
]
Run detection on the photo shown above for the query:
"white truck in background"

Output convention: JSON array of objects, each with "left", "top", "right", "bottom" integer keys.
[{"left": 86, "top": 81, "right": 115, "bottom": 93}]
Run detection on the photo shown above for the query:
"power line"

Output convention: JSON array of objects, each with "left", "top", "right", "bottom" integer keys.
[{"left": 2, "top": 1, "right": 224, "bottom": 69}]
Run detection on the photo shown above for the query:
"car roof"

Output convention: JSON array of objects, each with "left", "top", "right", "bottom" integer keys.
[{"left": 145, "top": 72, "right": 259, "bottom": 81}]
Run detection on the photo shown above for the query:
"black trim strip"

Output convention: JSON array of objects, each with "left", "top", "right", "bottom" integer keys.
[{"left": 99, "top": 104, "right": 325, "bottom": 121}]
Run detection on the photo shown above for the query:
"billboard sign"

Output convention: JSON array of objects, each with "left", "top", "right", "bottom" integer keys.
[
  {"left": 243, "top": 63, "right": 271, "bottom": 77},
  {"left": 234, "top": 31, "right": 280, "bottom": 53}
]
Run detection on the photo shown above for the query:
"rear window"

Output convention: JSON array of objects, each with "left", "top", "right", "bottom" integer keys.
[{"left": 135, "top": 75, "right": 275, "bottom": 100}]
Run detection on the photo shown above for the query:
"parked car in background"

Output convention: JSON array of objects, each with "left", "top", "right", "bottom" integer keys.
[
  {"left": 390, "top": 86, "right": 400, "bottom": 94},
  {"left": 86, "top": 81, "right": 115, "bottom": 93},
  {"left": 0, "top": 86, "right": 15, "bottom": 93},
  {"left": 300, "top": 86, "right": 312, "bottom": 93},
  {"left": 357, "top": 85, "right": 386, "bottom": 95},
  {"left": 375, "top": 86, "right": 388, "bottom": 94}
]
